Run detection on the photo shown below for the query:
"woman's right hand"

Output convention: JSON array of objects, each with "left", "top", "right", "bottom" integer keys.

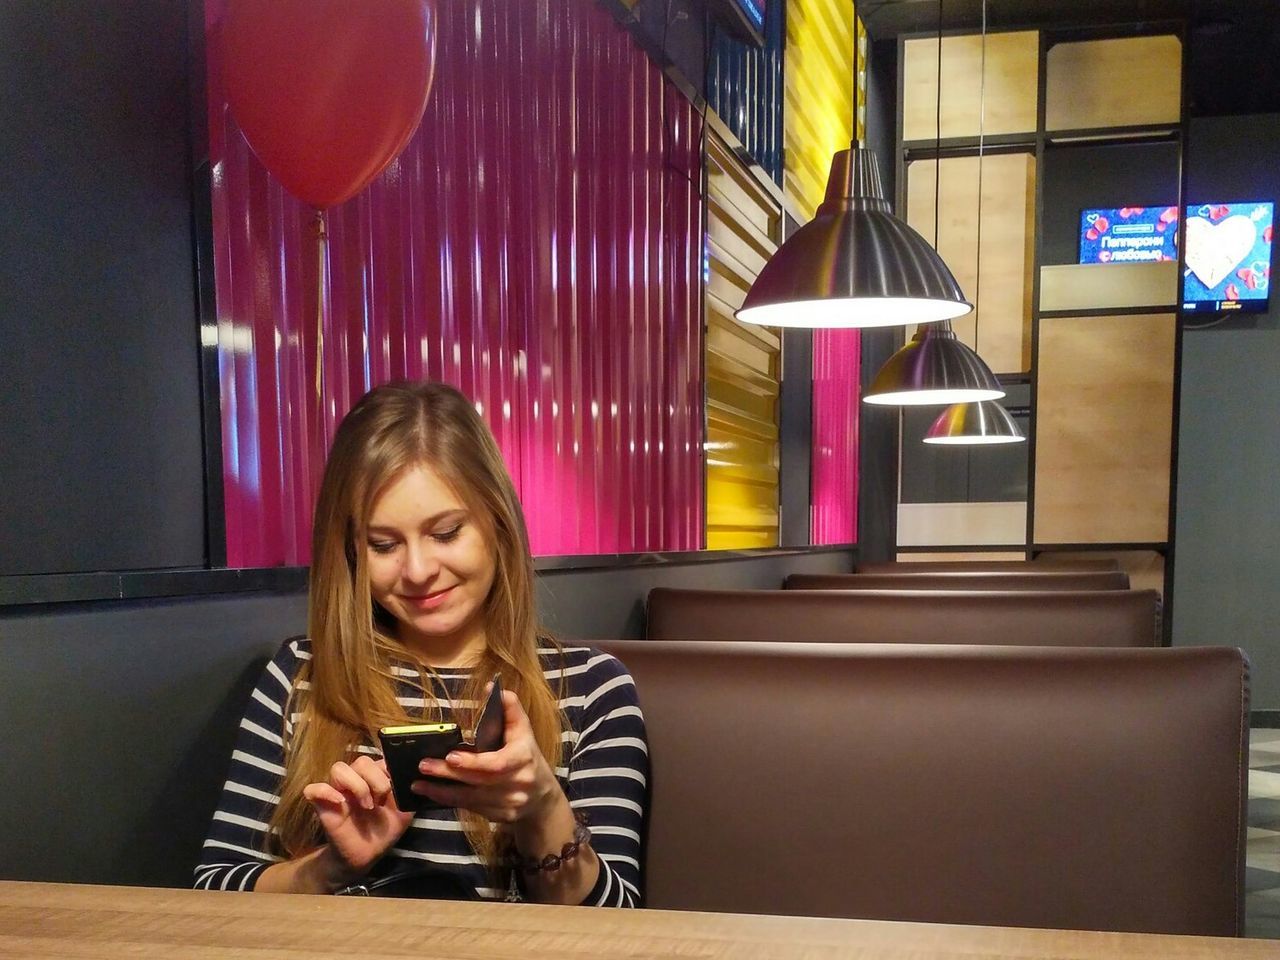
[{"left": 302, "top": 756, "right": 414, "bottom": 883}]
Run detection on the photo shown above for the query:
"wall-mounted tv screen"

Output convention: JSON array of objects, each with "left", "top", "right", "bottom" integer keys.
[
  {"left": 1077, "top": 201, "right": 1274, "bottom": 315},
  {"left": 1078, "top": 206, "right": 1180, "bottom": 264},
  {"left": 708, "top": 0, "right": 766, "bottom": 45},
  {"left": 1182, "top": 201, "right": 1273, "bottom": 314}
]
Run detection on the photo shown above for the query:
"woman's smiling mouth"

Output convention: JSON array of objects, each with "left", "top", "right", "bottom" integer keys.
[{"left": 401, "top": 585, "right": 456, "bottom": 611}]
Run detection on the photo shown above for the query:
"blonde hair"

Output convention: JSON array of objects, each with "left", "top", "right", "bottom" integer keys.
[{"left": 268, "top": 381, "right": 563, "bottom": 871}]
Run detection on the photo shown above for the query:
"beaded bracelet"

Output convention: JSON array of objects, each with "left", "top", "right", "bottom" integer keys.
[{"left": 500, "top": 811, "right": 592, "bottom": 874}]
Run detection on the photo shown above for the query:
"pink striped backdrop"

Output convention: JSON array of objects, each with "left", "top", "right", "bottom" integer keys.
[
  {"left": 810, "top": 329, "right": 861, "bottom": 544},
  {"left": 205, "top": 0, "right": 704, "bottom": 566}
]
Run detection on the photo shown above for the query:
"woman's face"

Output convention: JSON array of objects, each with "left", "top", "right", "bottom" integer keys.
[{"left": 364, "top": 462, "right": 497, "bottom": 664}]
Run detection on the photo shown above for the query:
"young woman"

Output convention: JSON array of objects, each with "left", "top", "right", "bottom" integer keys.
[{"left": 195, "top": 381, "right": 647, "bottom": 906}]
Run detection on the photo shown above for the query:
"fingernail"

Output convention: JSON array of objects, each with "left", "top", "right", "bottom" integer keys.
[
  {"left": 419, "top": 759, "right": 434, "bottom": 773},
  {"left": 446, "top": 752, "right": 462, "bottom": 765}
]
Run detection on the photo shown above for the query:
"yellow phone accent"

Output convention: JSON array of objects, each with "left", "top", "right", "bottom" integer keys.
[{"left": 379, "top": 722, "right": 458, "bottom": 736}]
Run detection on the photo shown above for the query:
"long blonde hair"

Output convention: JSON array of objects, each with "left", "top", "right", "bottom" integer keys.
[{"left": 268, "top": 381, "right": 563, "bottom": 869}]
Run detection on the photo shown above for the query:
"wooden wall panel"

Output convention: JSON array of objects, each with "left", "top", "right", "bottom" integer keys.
[
  {"left": 897, "top": 551, "right": 1026, "bottom": 561},
  {"left": 1045, "top": 36, "right": 1182, "bottom": 131},
  {"left": 897, "top": 502, "right": 1028, "bottom": 546},
  {"left": 1034, "top": 550, "right": 1165, "bottom": 599},
  {"left": 1033, "top": 314, "right": 1176, "bottom": 544},
  {"left": 903, "top": 32, "right": 1039, "bottom": 141},
  {"left": 705, "top": 129, "right": 783, "bottom": 550},
  {"left": 906, "top": 153, "right": 1035, "bottom": 373},
  {"left": 1040, "top": 262, "right": 1178, "bottom": 313}
]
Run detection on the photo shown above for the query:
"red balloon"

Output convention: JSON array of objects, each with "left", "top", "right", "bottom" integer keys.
[{"left": 222, "top": 0, "right": 436, "bottom": 209}]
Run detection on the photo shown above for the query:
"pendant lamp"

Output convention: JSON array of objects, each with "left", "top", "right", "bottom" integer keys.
[
  {"left": 924, "top": 399, "right": 1024, "bottom": 444},
  {"left": 863, "top": 320, "right": 1003, "bottom": 405},
  {"left": 734, "top": 0, "right": 972, "bottom": 329},
  {"left": 920, "top": 0, "right": 1026, "bottom": 442},
  {"left": 862, "top": 0, "right": 1003, "bottom": 406}
]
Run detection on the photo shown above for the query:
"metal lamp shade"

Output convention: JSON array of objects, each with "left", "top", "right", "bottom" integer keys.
[
  {"left": 924, "top": 400, "right": 1025, "bottom": 444},
  {"left": 863, "top": 321, "right": 1005, "bottom": 406},
  {"left": 736, "top": 148, "right": 972, "bottom": 329}
]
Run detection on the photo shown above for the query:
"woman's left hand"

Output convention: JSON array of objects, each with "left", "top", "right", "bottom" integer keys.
[{"left": 412, "top": 688, "right": 561, "bottom": 824}]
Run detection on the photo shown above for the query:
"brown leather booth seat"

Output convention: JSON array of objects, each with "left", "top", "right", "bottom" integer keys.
[
  {"left": 597, "top": 639, "right": 1248, "bottom": 934},
  {"left": 856, "top": 558, "right": 1121, "bottom": 573},
  {"left": 647, "top": 587, "right": 1160, "bottom": 646},
  {"left": 786, "top": 570, "right": 1131, "bottom": 591}
]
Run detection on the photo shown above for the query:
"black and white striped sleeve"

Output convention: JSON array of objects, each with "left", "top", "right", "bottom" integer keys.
[
  {"left": 193, "top": 639, "right": 304, "bottom": 891},
  {"left": 566, "top": 652, "right": 648, "bottom": 907}
]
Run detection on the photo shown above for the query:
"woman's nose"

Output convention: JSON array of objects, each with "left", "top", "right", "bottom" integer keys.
[{"left": 401, "top": 540, "right": 441, "bottom": 584}]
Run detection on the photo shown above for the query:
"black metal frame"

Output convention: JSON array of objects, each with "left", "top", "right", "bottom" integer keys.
[
  {"left": 1162, "top": 24, "right": 1193, "bottom": 646},
  {"left": 186, "top": 0, "right": 227, "bottom": 571},
  {"left": 895, "top": 543, "right": 1025, "bottom": 555},
  {"left": 0, "top": 545, "right": 858, "bottom": 610},
  {"left": 1032, "top": 20, "right": 1186, "bottom": 646},
  {"left": 892, "top": 17, "right": 1187, "bottom": 604},
  {"left": 1031, "top": 542, "right": 1171, "bottom": 554},
  {"left": 0, "top": 568, "right": 310, "bottom": 610},
  {"left": 892, "top": 21, "right": 1038, "bottom": 561}
]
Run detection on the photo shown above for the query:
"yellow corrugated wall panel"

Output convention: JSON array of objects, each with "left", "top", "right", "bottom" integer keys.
[
  {"left": 707, "top": 529, "right": 778, "bottom": 550},
  {"left": 785, "top": 0, "right": 863, "bottom": 220},
  {"left": 705, "top": 127, "right": 782, "bottom": 549}
]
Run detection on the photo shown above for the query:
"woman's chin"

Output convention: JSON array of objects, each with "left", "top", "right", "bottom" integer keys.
[{"left": 394, "top": 605, "right": 484, "bottom": 656}]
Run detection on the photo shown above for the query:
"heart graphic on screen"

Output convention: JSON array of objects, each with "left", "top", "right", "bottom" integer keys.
[{"left": 1185, "top": 215, "right": 1258, "bottom": 290}]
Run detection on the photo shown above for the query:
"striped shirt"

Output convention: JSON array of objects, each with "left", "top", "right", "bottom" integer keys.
[{"left": 194, "top": 638, "right": 647, "bottom": 906}]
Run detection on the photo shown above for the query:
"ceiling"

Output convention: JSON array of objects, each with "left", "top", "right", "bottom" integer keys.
[{"left": 858, "top": 0, "right": 1280, "bottom": 115}]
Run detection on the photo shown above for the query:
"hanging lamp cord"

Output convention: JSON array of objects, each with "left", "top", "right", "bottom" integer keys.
[
  {"left": 852, "top": 0, "right": 859, "bottom": 147},
  {"left": 933, "top": 0, "right": 942, "bottom": 251},
  {"left": 974, "top": 0, "right": 987, "bottom": 348}
]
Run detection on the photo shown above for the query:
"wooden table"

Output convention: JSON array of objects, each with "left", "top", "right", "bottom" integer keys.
[{"left": 0, "top": 881, "right": 1275, "bottom": 959}]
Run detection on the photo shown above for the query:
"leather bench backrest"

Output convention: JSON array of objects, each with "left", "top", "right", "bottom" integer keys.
[
  {"left": 646, "top": 587, "right": 1160, "bottom": 647},
  {"left": 855, "top": 558, "right": 1121, "bottom": 573},
  {"left": 786, "top": 571, "right": 1131, "bottom": 591},
  {"left": 597, "top": 639, "right": 1248, "bottom": 935}
]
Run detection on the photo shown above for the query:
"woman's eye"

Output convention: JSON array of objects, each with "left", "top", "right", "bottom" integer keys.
[
  {"left": 432, "top": 524, "right": 463, "bottom": 544},
  {"left": 368, "top": 540, "right": 399, "bottom": 555}
]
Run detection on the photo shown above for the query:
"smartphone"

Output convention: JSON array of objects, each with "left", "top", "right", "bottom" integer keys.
[
  {"left": 378, "top": 721, "right": 464, "bottom": 810},
  {"left": 377, "top": 675, "right": 505, "bottom": 810}
]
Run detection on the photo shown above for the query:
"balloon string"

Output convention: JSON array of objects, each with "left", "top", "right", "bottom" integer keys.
[{"left": 315, "top": 209, "right": 327, "bottom": 418}]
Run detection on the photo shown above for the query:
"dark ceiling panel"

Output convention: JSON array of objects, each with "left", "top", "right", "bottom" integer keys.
[{"left": 862, "top": 0, "right": 1279, "bottom": 116}]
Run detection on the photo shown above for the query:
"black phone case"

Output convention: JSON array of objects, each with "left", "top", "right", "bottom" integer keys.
[
  {"left": 377, "top": 675, "right": 505, "bottom": 810},
  {"left": 379, "top": 725, "right": 463, "bottom": 811},
  {"left": 469, "top": 675, "right": 505, "bottom": 753}
]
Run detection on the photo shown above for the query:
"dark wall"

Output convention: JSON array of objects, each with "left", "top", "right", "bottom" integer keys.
[
  {"left": 899, "top": 385, "right": 1030, "bottom": 505},
  {"left": 0, "top": 0, "right": 207, "bottom": 575},
  {"left": 1040, "top": 141, "right": 1182, "bottom": 266},
  {"left": 0, "top": 549, "right": 852, "bottom": 887},
  {"left": 1173, "top": 113, "right": 1280, "bottom": 710},
  {"left": 602, "top": 0, "right": 708, "bottom": 99},
  {"left": 857, "top": 38, "right": 902, "bottom": 562},
  {"left": 865, "top": 38, "right": 897, "bottom": 194},
  {"left": 779, "top": 328, "right": 815, "bottom": 547},
  {"left": 0, "top": 592, "right": 304, "bottom": 887}
]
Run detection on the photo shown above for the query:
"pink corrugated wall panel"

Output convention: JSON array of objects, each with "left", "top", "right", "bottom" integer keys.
[
  {"left": 810, "top": 328, "right": 860, "bottom": 544},
  {"left": 205, "top": 0, "right": 704, "bottom": 566}
]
